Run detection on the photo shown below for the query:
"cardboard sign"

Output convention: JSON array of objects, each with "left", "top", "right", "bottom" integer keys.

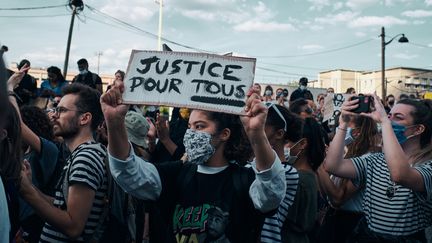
[
  {"left": 322, "top": 93, "right": 350, "bottom": 125},
  {"left": 122, "top": 50, "right": 256, "bottom": 114}
]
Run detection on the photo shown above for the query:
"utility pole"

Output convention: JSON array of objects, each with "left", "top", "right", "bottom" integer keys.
[
  {"left": 380, "top": 26, "right": 409, "bottom": 99},
  {"left": 155, "top": 0, "right": 164, "bottom": 51},
  {"left": 63, "top": 0, "right": 84, "bottom": 78},
  {"left": 95, "top": 51, "right": 103, "bottom": 74}
]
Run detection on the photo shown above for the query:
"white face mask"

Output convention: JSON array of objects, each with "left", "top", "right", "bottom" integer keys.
[
  {"left": 284, "top": 147, "right": 291, "bottom": 161},
  {"left": 79, "top": 70, "right": 88, "bottom": 75},
  {"left": 344, "top": 127, "right": 354, "bottom": 145},
  {"left": 299, "top": 85, "right": 306, "bottom": 91},
  {"left": 284, "top": 139, "right": 303, "bottom": 165}
]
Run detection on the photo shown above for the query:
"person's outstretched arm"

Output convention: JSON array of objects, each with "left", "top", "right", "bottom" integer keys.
[
  {"left": 241, "top": 93, "right": 286, "bottom": 212},
  {"left": 101, "top": 83, "right": 161, "bottom": 200}
]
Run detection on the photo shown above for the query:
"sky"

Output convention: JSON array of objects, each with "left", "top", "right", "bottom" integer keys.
[{"left": 1, "top": 0, "right": 432, "bottom": 85}]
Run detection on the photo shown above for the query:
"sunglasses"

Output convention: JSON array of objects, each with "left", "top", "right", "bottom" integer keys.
[{"left": 265, "top": 102, "right": 287, "bottom": 131}]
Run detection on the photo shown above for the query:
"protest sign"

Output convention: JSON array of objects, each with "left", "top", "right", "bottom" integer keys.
[
  {"left": 322, "top": 93, "right": 350, "bottom": 125},
  {"left": 122, "top": 50, "right": 256, "bottom": 114}
]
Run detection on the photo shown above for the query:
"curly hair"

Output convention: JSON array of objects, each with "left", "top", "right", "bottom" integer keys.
[
  {"left": 202, "top": 111, "right": 252, "bottom": 165},
  {"left": 20, "top": 105, "right": 54, "bottom": 140},
  {"left": 0, "top": 102, "right": 22, "bottom": 185}
]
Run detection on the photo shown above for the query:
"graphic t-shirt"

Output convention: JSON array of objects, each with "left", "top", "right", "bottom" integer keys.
[{"left": 152, "top": 161, "right": 260, "bottom": 243}]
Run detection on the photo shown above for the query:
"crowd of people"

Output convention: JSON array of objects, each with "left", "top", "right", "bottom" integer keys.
[{"left": 1, "top": 52, "right": 432, "bottom": 243}]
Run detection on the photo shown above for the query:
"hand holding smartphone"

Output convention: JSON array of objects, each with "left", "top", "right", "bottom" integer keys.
[{"left": 351, "top": 96, "right": 373, "bottom": 113}]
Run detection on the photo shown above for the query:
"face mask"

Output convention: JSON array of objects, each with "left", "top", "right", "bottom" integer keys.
[
  {"left": 344, "top": 127, "right": 354, "bottom": 145},
  {"left": 265, "top": 90, "right": 273, "bottom": 96},
  {"left": 299, "top": 85, "right": 306, "bottom": 91},
  {"left": 284, "top": 147, "right": 291, "bottom": 161},
  {"left": 183, "top": 129, "right": 216, "bottom": 165},
  {"left": 391, "top": 121, "right": 417, "bottom": 144},
  {"left": 284, "top": 139, "right": 303, "bottom": 165},
  {"left": 388, "top": 100, "right": 395, "bottom": 106},
  {"left": 79, "top": 70, "right": 88, "bottom": 75}
]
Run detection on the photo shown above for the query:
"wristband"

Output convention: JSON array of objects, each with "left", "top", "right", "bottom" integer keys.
[{"left": 337, "top": 126, "right": 348, "bottom": 132}]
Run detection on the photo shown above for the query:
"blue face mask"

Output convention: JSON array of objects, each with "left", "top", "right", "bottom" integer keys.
[{"left": 391, "top": 121, "right": 416, "bottom": 144}]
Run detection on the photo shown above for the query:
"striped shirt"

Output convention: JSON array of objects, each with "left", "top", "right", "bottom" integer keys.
[
  {"left": 40, "top": 142, "right": 108, "bottom": 243},
  {"left": 352, "top": 152, "right": 432, "bottom": 236},
  {"left": 261, "top": 163, "right": 299, "bottom": 243}
]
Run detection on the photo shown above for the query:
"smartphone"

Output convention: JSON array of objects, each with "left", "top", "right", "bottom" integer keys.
[{"left": 351, "top": 96, "right": 373, "bottom": 113}]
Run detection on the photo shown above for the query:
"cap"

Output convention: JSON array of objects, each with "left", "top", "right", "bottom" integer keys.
[{"left": 124, "top": 111, "right": 150, "bottom": 148}]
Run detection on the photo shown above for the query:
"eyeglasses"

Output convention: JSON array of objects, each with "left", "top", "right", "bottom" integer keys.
[
  {"left": 265, "top": 102, "right": 287, "bottom": 131},
  {"left": 52, "top": 106, "right": 84, "bottom": 116}
]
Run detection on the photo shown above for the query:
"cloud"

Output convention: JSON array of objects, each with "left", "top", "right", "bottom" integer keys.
[
  {"left": 333, "top": 2, "right": 344, "bottom": 10},
  {"left": 315, "top": 11, "right": 359, "bottom": 25},
  {"left": 393, "top": 53, "right": 418, "bottom": 59},
  {"left": 181, "top": 10, "right": 217, "bottom": 21},
  {"left": 299, "top": 44, "right": 324, "bottom": 50},
  {"left": 429, "top": 43, "right": 432, "bottom": 47},
  {"left": 425, "top": 0, "right": 432, "bottom": 6},
  {"left": 99, "top": 0, "right": 156, "bottom": 22},
  {"left": 310, "top": 25, "right": 324, "bottom": 30},
  {"left": 349, "top": 16, "right": 407, "bottom": 28},
  {"left": 385, "top": 0, "right": 415, "bottom": 6},
  {"left": 308, "top": 0, "right": 331, "bottom": 11},
  {"left": 233, "top": 2, "right": 297, "bottom": 32},
  {"left": 346, "top": 0, "right": 379, "bottom": 10},
  {"left": 402, "top": 10, "right": 432, "bottom": 18},
  {"left": 233, "top": 21, "right": 297, "bottom": 32},
  {"left": 355, "top": 31, "right": 367, "bottom": 37},
  {"left": 413, "top": 20, "right": 426, "bottom": 24}
]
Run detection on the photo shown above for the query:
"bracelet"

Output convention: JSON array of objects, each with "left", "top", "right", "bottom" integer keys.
[{"left": 337, "top": 126, "right": 348, "bottom": 132}]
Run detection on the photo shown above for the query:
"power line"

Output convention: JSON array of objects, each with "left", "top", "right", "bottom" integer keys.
[
  {"left": 257, "top": 67, "right": 315, "bottom": 79},
  {"left": 0, "top": 4, "right": 67, "bottom": 10},
  {"left": 408, "top": 42, "right": 432, "bottom": 49},
  {"left": 0, "top": 14, "right": 69, "bottom": 18},
  {"left": 258, "top": 62, "right": 325, "bottom": 71},
  {"left": 255, "top": 38, "right": 376, "bottom": 58},
  {"left": 85, "top": 4, "right": 214, "bottom": 54}
]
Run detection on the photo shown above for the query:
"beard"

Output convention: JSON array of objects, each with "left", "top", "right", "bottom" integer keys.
[{"left": 54, "top": 116, "right": 80, "bottom": 139}]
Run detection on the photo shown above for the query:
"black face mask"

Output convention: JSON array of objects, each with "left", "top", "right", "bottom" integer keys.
[{"left": 388, "top": 100, "right": 395, "bottom": 106}]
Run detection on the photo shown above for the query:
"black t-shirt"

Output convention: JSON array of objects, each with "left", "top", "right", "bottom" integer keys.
[
  {"left": 149, "top": 161, "right": 262, "bottom": 243},
  {"left": 72, "top": 71, "right": 102, "bottom": 90},
  {"left": 289, "top": 88, "right": 314, "bottom": 102}
]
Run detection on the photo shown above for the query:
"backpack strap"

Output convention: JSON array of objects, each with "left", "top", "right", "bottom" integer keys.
[
  {"left": 85, "top": 155, "right": 112, "bottom": 242},
  {"left": 61, "top": 146, "right": 112, "bottom": 242}
]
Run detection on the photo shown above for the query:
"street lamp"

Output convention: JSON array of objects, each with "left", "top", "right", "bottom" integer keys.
[{"left": 381, "top": 26, "right": 409, "bottom": 99}]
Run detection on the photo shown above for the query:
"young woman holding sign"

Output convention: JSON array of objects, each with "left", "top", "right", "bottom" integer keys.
[{"left": 101, "top": 83, "right": 287, "bottom": 243}]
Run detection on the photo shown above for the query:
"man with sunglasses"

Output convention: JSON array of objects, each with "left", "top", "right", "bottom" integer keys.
[{"left": 19, "top": 83, "right": 108, "bottom": 242}]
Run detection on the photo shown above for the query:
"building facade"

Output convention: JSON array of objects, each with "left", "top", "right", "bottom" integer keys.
[{"left": 317, "top": 67, "right": 432, "bottom": 99}]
